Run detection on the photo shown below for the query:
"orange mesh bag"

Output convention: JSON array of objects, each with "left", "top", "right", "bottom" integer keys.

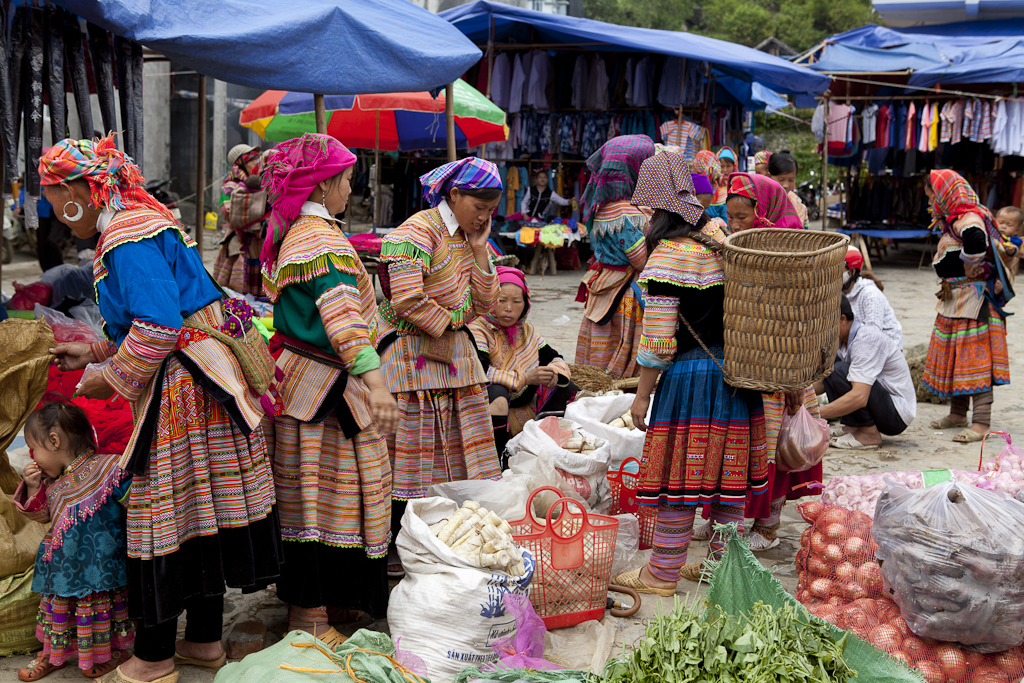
[{"left": 796, "top": 501, "right": 1024, "bottom": 683}]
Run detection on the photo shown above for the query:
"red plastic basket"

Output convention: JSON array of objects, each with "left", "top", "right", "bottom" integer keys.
[
  {"left": 607, "top": 457, "right": 656, "bottom": 550},
  {"left": 510, "top": 486, "right": 620, "bottom": 629}
]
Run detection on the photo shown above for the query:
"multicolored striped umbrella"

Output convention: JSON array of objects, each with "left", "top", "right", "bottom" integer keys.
[{"left": 239, "top": 79, "right": 508, "bottom": 150}]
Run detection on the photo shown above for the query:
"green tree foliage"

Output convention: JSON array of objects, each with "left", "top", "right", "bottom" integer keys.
[{"left": 585, "top": 0, "right": 875, "bottom": 52}]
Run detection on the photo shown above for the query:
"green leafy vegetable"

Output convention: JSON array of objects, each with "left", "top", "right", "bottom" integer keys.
[{"left": 603, "top": 595, "right": 857, "bottom": 683}]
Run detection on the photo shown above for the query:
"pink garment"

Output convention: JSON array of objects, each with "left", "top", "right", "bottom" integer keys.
[{"left": 826, "top": 104, "right": 851, "bottom": 144}]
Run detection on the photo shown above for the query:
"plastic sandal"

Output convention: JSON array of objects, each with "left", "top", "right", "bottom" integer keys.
[
  {"left": 610, "top": 568, "right": 676, "bottom": 597},
  {"left": 173, "top": 649, "right": 226, "bottom": 669},
  {"left": 953, "top": 428, "right": 985, "bottom": 443},
  {"left": 746, "top": 531, "right": 781, "bottom": 552},
  {"left": 679, "top": 561, "right": 713, "bottom": 582},
  {"left": 929, "top": 416, "right": 969, "bottom": 429},
  {"left": 312, "top": 625, "right": 348, "bottom": 650},
  {"left": 18, "top": 654, "right": 65, "bottom": 681},
  {"left": 690, "top": 520, "right": 712, "bottom": 541},
  {"left": 83, "top": 652, "right": 126, "bottom": 679},
  {"left": 830, "top": 433, "right": 879, "bottom": 450},
  {"left": 100, "top": 666, "right": 179, "bottom": 683}
]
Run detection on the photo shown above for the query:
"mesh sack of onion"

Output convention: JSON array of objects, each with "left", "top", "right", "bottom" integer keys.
[
  {"left": 819, "top": 433, "right": 1024, "bottom": 519},
  {"left": 796, "top": 501, "right": 1024, "bottom": 683}
]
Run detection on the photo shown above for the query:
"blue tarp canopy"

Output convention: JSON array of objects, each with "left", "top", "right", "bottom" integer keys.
[
  {"left": 439, "top": 0, "right": 828, "bottom": 97},
  {"left": 803, "top": 20, "right": 1024, "bottom": 86},
  {"left": 717, "top": 79, "right": 790, "bottom": 112},
  {"left": 52, "top": 0, "right": 483, "bottom": 95}
]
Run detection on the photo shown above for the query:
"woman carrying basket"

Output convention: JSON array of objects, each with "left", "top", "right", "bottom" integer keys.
[
  {"left": 691, "top": 171, "right": 824, "bottom": 552},
  {"left": 922, "top": 169, "right": 1012, "bottom": 443},
  {"left": 611, "top": 152, "right": 778, "bottom": 594},
  {"left": 260, "top": 134, "right": 397, "bottom": 645},
  {"left": 45, "top": 135, "right": 281, "bottom": 683},
  {"left": 574, "top": 135, "right": 656, "bottom": 379}
]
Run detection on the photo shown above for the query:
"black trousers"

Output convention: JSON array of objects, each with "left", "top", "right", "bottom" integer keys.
[
  {"left": 35, "top": 215, "right": 65, "bottom": 272},
  {"left": 132, "top": 593, "right": 224, "bottom": 662},
  {"left": 823, "top": 360, "right": 908, "bottom": 436}
]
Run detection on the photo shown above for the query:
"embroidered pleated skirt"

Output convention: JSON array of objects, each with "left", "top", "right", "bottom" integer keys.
[
  {"left": 36, "top": 589, "right": 134, "bottom": 670},
  {"left": 268, "top": 410, "right": 392, "bottom": 617},
  {"left": 124, "top": 354, "right": 283, "bottom": 628},
  {"left": 923, "top": 311, "right": 1010, "bottom": 397},
  {"left": 575, "top": 279, "right": 643, "bottom": 379},
  {"left": 636, "top": 346, "right": 769, "bottom": 510}
]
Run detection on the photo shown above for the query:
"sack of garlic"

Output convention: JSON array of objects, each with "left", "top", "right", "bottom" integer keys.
[{"left": 428, "top": 500, "right": 528, "bottom": 577}]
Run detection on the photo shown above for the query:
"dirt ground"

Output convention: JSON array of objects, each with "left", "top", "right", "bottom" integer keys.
[{"left": 2, "top": 235, "right": 1022, "bottom": 681}]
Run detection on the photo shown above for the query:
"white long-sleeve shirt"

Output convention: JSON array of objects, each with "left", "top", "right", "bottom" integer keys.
[{"left": 520, "top": 186, "right": 571, "bottom": 218}]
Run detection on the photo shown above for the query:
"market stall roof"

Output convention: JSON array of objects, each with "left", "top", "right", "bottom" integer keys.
[
  {"left": 52, "top": 0, "right": 483, "bottom": 94},
  {"left": 806, "top": 43, "right": 948, "bottom": 73},
  {"left": 826, "top": 20, "right": 1024, "bottom": 48},
  {"left": 438, "top": 0, "right": 829, "bottom": 97},
  {"left": 908, "top": 39, "right": 1024, "bottom": 86}
]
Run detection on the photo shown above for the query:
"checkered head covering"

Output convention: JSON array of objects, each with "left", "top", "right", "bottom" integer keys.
[
  {"left": 753, "top": 150, "right": 772, "bottom": 168},
  {"left": 420, "top": 157, "right": 502, "bottom": 208},
  {"left": 692, "top": 150, "right": 722, "bottom": 187},
  {"left": 631, "top": 151, "right": 704, "bottom": 225},
  {"left": 580, "top": 134, "right": 656, "bottom": 225},
  {"left": 39, "top": 133, "right": 174, "bottom": 221}
]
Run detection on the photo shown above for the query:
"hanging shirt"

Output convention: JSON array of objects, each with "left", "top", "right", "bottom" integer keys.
[
  {"left": 633, "top": 57, "right": 654, "bottom": 108},
  {"left": 590, "top": 55, "right": 610, "bottom": 111},
  {"left": 490, "top": 52, "right": 512, "bottom": 110},
  {"left": 939, "top": 101, "right": 954, "bottom": 143},
  {"left": 508, "top": 53, "right": 526, "bottom": 114},
  {"left": 981, "top": 100, "right": 993, "bottom": 141},
  {"left": 905, "top": 102, "right": 917, "bottom": 150},
  {"left": 917, "top": 102, "right": 930, "bottom": 153},
  {"left": 571, "top": 55, "right": 589, "bottom": 111},
  {"left": 527, "top": 50, "right": 551, "bottom": 110},
  {"left": 862, "top": 105, "right": 878, "bottom": 146}
]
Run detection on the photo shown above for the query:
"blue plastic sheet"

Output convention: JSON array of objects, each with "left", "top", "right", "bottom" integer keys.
[
  {"left": 52, "top": 0, "right": 483, "bottom": 95},
  {"left": 440, "top": 0, "right": 828, "bottom": 96}
]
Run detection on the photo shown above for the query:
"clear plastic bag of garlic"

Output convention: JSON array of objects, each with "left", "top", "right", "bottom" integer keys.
[{"left": 428, "top": 501, "right": 527, "bottom": 576}]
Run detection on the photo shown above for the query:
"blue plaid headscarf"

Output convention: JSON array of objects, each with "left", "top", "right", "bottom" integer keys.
[{"left": 420, "top": 157, "right": 502, "bottom": 208}]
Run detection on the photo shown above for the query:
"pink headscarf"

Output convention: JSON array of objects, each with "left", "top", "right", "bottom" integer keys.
[
  {"left": 260, "top": 133, "right": 357, "bottom": 267},
  {"left": 488, "top": 266, "right": 531, "bottom": 346},
  {"left": 726, "top": 172, "right": 803, "bottom": 231}
]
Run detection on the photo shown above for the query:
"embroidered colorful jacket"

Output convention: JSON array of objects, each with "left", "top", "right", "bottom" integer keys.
[
  {"left": 88, "top": 209, "right": 263, "bottom": 465},
  {"left": 579, "top": 200, "right": 651, "bottom": 323},
  {"left": 14, "top": 451, "right": 130, "bottom": 597},
  {"left": 373, "top": 205, "right": 499, "bottom": 392},
  {"left": 263, "top": 215, "right": 379, "bottom": 428}
]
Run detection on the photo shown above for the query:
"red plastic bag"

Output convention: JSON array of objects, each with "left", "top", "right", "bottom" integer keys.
[
  {"left": 776, "top": 406, "right": 829, "bottom": 473},
  {"left": 34, "top": 303, "right": 99, "bottom": 343},
  {"left": 8, "top": 281, "right": 52, "bottom": 311}
]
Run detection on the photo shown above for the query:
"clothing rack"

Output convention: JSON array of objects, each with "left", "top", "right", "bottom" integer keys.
[{"left": 822, "top": 75, "right": 1023, "bottom": 103}]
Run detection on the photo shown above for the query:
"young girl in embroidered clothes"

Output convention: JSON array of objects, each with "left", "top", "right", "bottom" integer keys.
[{"left": 15, "top": 402, "right": 133, "bottom": 681}]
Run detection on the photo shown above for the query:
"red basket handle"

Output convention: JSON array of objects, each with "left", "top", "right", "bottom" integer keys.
[
  {"left": 514, "top": 486, "right": 566, "bottom": 527},
  {"left": 609, "top": 457, "right": 641, "bottom": 482},
  {"left": 979, "top": 431, "right": 1012, "bottom": 472},
  {"left": 543, "top": 496, "right": 590, "bottom": 571}
]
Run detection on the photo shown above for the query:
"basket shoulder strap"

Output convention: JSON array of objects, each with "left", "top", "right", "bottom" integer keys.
[
  {"left": 182, "top": 318, "right": 235, "bottom": 347},
  {"left": 677, "top": 312, "right": 728, "bottom": 377}
]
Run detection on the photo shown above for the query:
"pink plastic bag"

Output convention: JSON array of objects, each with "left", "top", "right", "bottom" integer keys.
[
  {"left": 538, "top": 415, "right": 573, "bottom": 448},
  {"left": 776, "top": 406, "right": 829, "bottom": 473},
  {"left": 486, "top": 593, "right": 561, "bottom": 671}
]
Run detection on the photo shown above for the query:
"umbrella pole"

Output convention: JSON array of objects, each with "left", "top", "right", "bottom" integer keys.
[
  {"left": 195, "top": 75, "right": 206, "bottom": 252},
  {"left": 314, "top": 94, "right": 327, "bottom": 134},
  {"left": 374, "top": 110, "right": 381, "bottom": 234},
  {"left": 445, "top": 83, "right": 456, "bottom": 162}
]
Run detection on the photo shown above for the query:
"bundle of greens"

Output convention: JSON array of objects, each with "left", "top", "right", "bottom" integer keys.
[{"left": 603, "top": 595, "right": 857, "bottom": 683}]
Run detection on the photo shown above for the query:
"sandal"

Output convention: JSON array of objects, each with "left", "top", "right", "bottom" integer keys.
[
  {"left": 690, "top": 520, "right": 712, "bottom": 542},
  {"left": 83, "top": 651, "right": 126, "bottom": 679},
  {"left": 679, "top": 561, "right": 713, "bottom": 582},
  {"left": 930, "top": 416, "right": 969, "bottom": 429},
  {"left": 610, "top": 568, "right": 676, "bottom": 597},
  {"left": 829, "top": 424, "right": 848, "bottom": 438},
  {"left": 830, "top": 433, "right": 879, "bottom": 451},
  {"left": 312, "top": 625, "right": 348, "bottom": 650},
  {"left": 387, "top": 548, "right": 405, "bottom": 580},
  {"left": 173, "top": 649, "right": 226, "bottom": 669},
  {"left": 18, "top": 653, "right": 65, "bottom": 681},
  {"left": 953, "top": 428, "right": 986, "bottom": 443},
  {"left": 96, "top": 665, "right": 178, "bottom": 683}
]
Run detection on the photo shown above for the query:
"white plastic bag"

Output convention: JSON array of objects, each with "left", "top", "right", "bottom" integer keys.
[
  {"left": 388, "top": 497, "right": 535, "bottom": 681},
  {"left": 506, "top": 417, "right": 611, "bottom": 512},
  {"left": 564, "top": 394, "right": 646, "bottom": 470},
  {"left": 873, "top": 480, "right": 1024, "bottom": 652}
]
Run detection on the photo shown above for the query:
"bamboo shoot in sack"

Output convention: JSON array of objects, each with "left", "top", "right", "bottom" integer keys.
[{"left": 432, "top": 500, "right": 525, "bottom": 576}]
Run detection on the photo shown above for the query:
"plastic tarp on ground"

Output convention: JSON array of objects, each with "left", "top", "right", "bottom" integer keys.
[
  {"left": 52, "top": 0, "right": 483, "bottom": 95},
  {"left": 439, "top": 0, "right": 828, "bottom": 97}
]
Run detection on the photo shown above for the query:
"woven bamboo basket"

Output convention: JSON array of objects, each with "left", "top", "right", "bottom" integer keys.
[{"left": 720, "top": 229, "right": 849, "bottom": 392}]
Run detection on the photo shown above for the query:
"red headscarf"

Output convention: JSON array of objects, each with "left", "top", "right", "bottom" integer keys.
[
  {"left": 727, "top": 172, "right": 803, "bottom": 231},
  {"left": 39, "top": 133, "right": 174, "bottom": 221}
]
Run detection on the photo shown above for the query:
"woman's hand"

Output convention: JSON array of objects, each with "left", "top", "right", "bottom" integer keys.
[
  {"left": 631, "top": 393, "right": 652, "bottom": 432},
  {"left": 784, "top": 390, "right": 804, "bottom": 416},
  {"left": 50, "top": 343, "right": 95, "bottom": 372},
  {"left": 75, "top": 371, "right": 115, "bottom": 400},
  {"left": 22, "top": 461, "right": 42, "bottom": 494},
  {"left": 524, "top": 367, "right": 557, "bottom": 387},
  {"left": 465, "top": 215, "right": 492, "bottom": 253},
  {"left": 369, "top": 388, "right": 398, "bottom": 435},
  {"left": 964, "top": 261, "right": 986, "bottom": 279}
]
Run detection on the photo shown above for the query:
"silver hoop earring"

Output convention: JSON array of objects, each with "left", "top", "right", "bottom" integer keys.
[{"left": 62, "top": 201, "right": 84, "bottom": 222}]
